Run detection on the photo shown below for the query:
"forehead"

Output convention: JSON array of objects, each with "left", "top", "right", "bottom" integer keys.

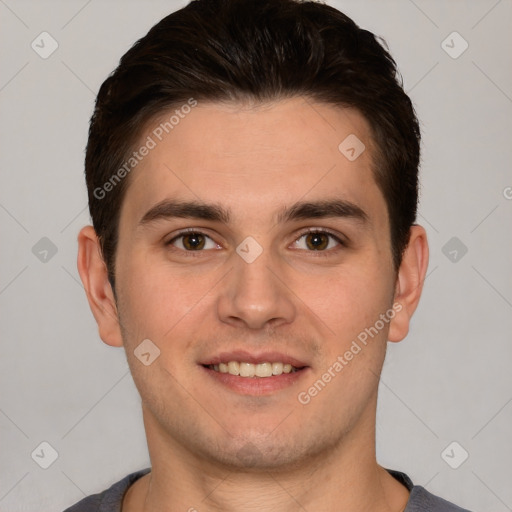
[{"left": 120, "top": 97, "right": 385, "bottom": 227}]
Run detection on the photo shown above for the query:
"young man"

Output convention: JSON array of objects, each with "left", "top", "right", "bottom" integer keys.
[{"left": 66, "top": 0, "right": 472, "bottom": 510}]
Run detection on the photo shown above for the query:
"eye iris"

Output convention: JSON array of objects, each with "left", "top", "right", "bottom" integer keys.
[
  {"left": 306, "top": 232, "right": 328, "bottom": 250},
  {"left": 183, "top": 233, "right": 205, "bottom": 250}
]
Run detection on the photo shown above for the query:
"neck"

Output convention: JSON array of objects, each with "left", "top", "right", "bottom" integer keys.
[{"left": 123, "top": 399, "right": 410, "bottom": 512}]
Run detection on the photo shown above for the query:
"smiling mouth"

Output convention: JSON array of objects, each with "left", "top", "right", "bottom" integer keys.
[{"left": 204, "top": 361, "right": 304, "bottom": 378}]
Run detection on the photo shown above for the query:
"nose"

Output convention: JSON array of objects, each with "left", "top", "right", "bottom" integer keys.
[{"left": 216, "top": 246, "right": 296, "bottom": 331}]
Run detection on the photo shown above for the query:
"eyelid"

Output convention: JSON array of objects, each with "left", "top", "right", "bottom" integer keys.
[
  {"left": 166, "top": 227, "right": 220, "bottom": 248},
  {"left": 166, "top": 227, "right": 347, "bottom": 254},
  {"left": 291, "top": 228, "right": 346, "bottom": 255},
  {"left": 294, "top": 227, "right": 346, "bottom": 246}
]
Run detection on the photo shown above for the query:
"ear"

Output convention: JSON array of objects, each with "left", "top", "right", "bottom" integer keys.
[
  {"left": 77, "top": 225, "right": 123, "bottom": 347},
  {"left": 388, "top": 224, "right": 429, "bottom": 343}
]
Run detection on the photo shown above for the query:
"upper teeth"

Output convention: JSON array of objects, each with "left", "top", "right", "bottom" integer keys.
[{"left": 209, "top": 361, "right": 297, "bottom": 377}]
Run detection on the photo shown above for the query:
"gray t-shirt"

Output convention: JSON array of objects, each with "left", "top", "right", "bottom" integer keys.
[{"left": 63, "top": 468, "right": 473, "bottom": 512}]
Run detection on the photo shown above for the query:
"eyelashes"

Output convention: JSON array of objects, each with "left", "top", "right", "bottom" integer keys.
[
  {"left": 165, "top": 227, "right": 346, "bottom": 257},
  {"left": 290, "top": 229, "right": 345, "bottom": 252},
  {"left": 167, "top": 229, "right": 219, "bottom": 252}
]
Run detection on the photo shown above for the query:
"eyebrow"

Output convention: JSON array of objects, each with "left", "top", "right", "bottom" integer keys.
[{"left": 138, "top": 198, "right": 368, "bottom": 227}]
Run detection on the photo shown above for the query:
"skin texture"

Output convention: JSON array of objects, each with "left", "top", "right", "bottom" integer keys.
[{"left": 77, "top": 97, "right": 429, "bottom": 511}]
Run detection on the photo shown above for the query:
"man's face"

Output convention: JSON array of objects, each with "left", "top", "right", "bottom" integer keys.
[{"left": 113, "top": 97, "right": 398, "bottom": 470}]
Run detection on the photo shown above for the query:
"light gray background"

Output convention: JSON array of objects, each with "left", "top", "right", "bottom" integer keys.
[{"left": 1, "top": 0, "right": 511, "bottom": 510}]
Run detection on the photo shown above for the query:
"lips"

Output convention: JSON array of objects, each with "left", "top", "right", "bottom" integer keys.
[
  {"left": 200, "top": 350, "right": 309, "bottom": 381},
  {"left": 198, "top": 350, "right": 309, "bottom": 395}
]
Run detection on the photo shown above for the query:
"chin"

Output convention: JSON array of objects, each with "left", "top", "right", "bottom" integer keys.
[{"left": 190, "top": 425, "right": 336, "bottom": 474}]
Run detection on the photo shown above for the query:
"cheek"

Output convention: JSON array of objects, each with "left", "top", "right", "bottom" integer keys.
[
  {"left": 316, "top": 265, "right": 394, "bottom": 341},
  {"left": 302, "top": 267, "right": 393, "bottom": 406},
  {"left": 115, "top": 254, "right": 218, "bottom": 346}
]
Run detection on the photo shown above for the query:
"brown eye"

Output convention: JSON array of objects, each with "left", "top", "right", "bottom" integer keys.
[
  {"left": 305, "top": 232, "right": 329, "bottom": 250},
  {"left": 292, "top": 229, "right": 344, "bottom": 253},
  {"left": 168, "top": 231, "right": 218, "bottom": 251},
  {"left": 181, "top": 233, "right": 206, "bottom": 250}
]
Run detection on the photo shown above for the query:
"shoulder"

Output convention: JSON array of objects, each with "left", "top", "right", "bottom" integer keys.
[
  {"left": 386, "top": 469, "right": 473, "bottom": 512},
  {"left": 62, "top": 468, "right": 151, "bottom": 512},
  {"left": 406, "top": 485, "right": 473, "bottom": 512}
]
